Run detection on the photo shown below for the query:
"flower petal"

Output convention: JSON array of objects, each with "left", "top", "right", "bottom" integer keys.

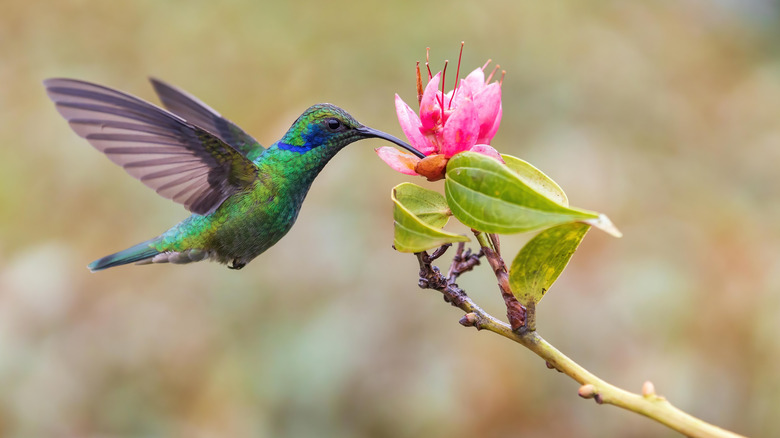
[
  {"left": 478, "top": 102, "right": 502, "bottom": 145},
  {"left": 375, "top": 146, "right": 421, "bottom": 176},
  {"left": 449, "top": 79, "right": 474, "bottom": 109},
  {"left": 440, "top": 96, "right": 479, "bottom": 157},
  {"left": 470, "top": 144, "right": 504, "bottom": 163},
  {"left": 395, "top": 94, "right": 436, "bottom": 155},
  {"left": 446, "top": 74, "right": 475, "bottom": 113},
  {"left": 462, "top": 67, "right": 486, "bottom": 92},
  {"left": 419, "top": 73, "right": 442, "bottom": 132},
  {"left": 473, "top": 82, "right": 502, "bottom": 142}
]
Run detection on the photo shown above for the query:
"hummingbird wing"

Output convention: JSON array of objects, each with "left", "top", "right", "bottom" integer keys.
[
  {"left": 148, "top": 78, "right": 265, "bottom": 157},
  {"left": 45, "top": 78, "right": 259, "bottom": 216}
]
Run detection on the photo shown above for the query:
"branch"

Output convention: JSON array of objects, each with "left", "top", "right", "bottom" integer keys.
[
  {"left": 414, "top": 246, "right": 746, "bottom": 438},
  {"left": 474, "top": 231, "right": 527, "bottom": 331}
]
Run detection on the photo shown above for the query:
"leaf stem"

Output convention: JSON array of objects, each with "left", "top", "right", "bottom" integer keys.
[{"left": 474, "top": 230, "right": 494, "bottom": 251}]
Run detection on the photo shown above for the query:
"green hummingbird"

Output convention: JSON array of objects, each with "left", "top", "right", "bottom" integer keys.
[{"left": 44, "top": 78, "right": 423, "bottom": 271}]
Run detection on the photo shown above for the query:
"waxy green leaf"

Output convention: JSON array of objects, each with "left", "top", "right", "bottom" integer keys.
[
  {"left": 392, "top": 183, "right": 469, "bottom": 253},
  {"left": 508, "top": 222, "right": 590, "bottom": 306},
  {"left": 501, "top": 154, "right": 568, "bottom": 206},
  {"left": 445, "top": 152, "right": 621, "bottom": 237}
]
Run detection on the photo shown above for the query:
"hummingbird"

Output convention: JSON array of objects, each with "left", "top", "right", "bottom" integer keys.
[{"left": 44, "top": 78, "right": 424, "bottom": 271}]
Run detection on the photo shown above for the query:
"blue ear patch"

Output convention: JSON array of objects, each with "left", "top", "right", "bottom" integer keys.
[{"left": 277, "top": 142, "right": 313, "bottom": 153}]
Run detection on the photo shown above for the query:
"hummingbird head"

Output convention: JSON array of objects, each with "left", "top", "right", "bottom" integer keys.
[{"left": 277, "top": 104, "right": 425, "bottom": 158}]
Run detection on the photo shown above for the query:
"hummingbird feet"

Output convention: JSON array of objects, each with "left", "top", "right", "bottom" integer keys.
[{"left": 228, "top": 259, "right": 246, "bottom": 270}]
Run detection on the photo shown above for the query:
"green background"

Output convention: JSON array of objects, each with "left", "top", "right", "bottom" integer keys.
[{"left": 2, "top": 1, "right": 779, "bottom": 436}]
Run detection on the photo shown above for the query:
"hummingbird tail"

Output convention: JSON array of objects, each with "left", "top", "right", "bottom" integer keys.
[{"left": 88, "top": 239, "right": 161, "bottom": 272}]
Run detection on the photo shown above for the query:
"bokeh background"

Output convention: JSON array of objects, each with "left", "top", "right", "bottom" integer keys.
[{"left": 2, "top": 1, "right": 779, "bottom": 437}]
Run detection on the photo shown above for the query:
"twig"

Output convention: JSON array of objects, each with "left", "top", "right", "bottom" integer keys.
[
  {"left": 474, "top": 231, "right": 526, "bottom": 330},
  {"left": 413, "top": 247, "right": 746, "bottom": 438},
  {"left": 447, "top": 242, "right": 483, "bottom": 283}
]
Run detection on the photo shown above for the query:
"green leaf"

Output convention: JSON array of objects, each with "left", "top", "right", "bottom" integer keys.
[
  {"left": 508, "top": 222, "right": 590, "bottom": 306},
  {"left": 392, "top": 183, "right": 469, "bottom": 253},
  {"left": 445, "top": 152, "right": 621, "bottom": 237},
  {"left": 501, "top": 154, "right": 568, "bottom": 206}
]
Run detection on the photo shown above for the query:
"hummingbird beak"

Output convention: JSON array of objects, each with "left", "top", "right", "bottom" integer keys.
[{"left": 358, "top": 126, "right": 426, "bottom": 159}]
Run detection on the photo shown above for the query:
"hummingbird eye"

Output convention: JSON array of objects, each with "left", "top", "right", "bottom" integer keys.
[{"left": 325, "top": 118, "right": 342, "bottom": 131}]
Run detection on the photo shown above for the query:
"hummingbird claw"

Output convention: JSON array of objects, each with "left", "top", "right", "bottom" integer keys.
[{"left": 228, "top": 259, "right": 246, "bottom": 270}]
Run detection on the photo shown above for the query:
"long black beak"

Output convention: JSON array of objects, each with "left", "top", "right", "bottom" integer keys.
[{"left": 358, "top": 126, "right": 426, "bottom": 158}]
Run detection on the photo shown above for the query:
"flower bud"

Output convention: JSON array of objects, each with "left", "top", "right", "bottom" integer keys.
[{"left": 414, "top": 154, "right": 448, "bottom": 181}]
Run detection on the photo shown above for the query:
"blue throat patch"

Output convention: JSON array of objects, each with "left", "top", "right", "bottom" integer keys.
[{"left": 277, "top": 142, "right": 313, "bottom": 153}]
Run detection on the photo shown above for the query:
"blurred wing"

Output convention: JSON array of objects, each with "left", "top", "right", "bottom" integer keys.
[
  {"left": 44, "top": 78, "right": 259, "bottom": 215},
  {"left": 149, "top": 77, "right": 265, "bottom": 157}
]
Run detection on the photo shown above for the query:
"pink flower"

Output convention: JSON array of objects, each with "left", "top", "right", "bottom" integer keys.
[{"left": 377, "top": 54, "right": 504, "bottom": 181}]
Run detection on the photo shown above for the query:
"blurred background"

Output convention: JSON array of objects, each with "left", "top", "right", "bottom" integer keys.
[{"left": 1, "top": 1, "right": 779, "bottom": 437}]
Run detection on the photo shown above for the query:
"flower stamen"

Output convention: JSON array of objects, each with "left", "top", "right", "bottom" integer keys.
[
  {"left": 440, "top": 60, "right": 448, "bottom": 121},
  {"left": 416, "top": 61, "right": 424, "bottom": 106},
  {"left": 449, "top": 41, "right": 465, "bottom": 110},
  {"left": 426, "top": 48, "right": 433, "bottom": 79},
  {"left": 487, "top": 64, "right": 501, "bottom": 83}
]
